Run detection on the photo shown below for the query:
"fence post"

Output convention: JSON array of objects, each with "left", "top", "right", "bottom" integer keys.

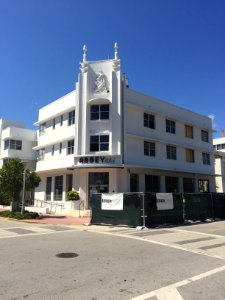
[
  {"left": 182, "top": 194, "right": 186, "bottom": 223},
  {"left": 140, "top": 193, "right": 147, "bottom": 229}
]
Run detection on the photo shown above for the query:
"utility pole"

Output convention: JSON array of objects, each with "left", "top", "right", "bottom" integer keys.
[{"left": 21, "top": 170, "right": 26, "bottom": 214}]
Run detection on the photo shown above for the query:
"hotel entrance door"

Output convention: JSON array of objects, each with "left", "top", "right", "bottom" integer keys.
[{"left": 88, "top": 172, "right": 109, "bottom": 208}]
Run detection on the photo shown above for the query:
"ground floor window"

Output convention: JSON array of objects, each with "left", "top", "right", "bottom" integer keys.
[
  {"left": 54, "top": 176, "right": 63, "bottom": 201},
  {"left": 130, "top": 174, "right": 139, "bottom": 192},
  {"left": 198, "top": 179, "right": 209, "bottom": 192},
  {"left": 88, "top": 172, "right": 109, "bottom": 208},
  {"left": 46, "top": 177, "right": 52, "bottom": 201},
  {"left": 145, "top": 175, "right": 160, "bottom": 192},
  {"left": 66, "top": 174, "right": 73, "bottom": 192},
  {"left": 183, "top": 178, "right": 195, "bottom": 193},
  {"left": 165, "top": 176, "right": 179, "bottom": 193}
]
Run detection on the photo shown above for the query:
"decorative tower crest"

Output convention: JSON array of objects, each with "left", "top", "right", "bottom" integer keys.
[
  {"left": 80, "top": 45, "right": 88, "bottom": 73},
  {"left": 113, "top": 42, "right": 120, "bottom": 71}
]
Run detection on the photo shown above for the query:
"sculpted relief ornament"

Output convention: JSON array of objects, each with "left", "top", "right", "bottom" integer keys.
[{"left": 94, "top": 71, "right": 109, "bottom": 94}]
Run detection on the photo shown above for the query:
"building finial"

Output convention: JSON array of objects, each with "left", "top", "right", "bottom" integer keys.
[
  {"left": 114, "top": 42, "right": 118, "bottom": 60},
  {"left": 83, "top": 45, "right": 87, "bottom": 62}
]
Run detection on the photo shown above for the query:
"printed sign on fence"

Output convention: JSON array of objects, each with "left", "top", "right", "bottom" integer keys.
[
  {"left": 156, "top": 193, "right": 174, "bottom": 210},
  {"left": 101, "top": 193, "right": 124, "bottom": 211}
]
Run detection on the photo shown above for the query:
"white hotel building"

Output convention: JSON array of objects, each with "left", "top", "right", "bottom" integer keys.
[
  {"left": 34, "top": 44, "right": 215, "bottom": 209},
  {"left": 213, "top": 137, "right": 225, "bottom": 193},
  {"left": 0, "top": 118, "right": 36, "bottom": 170}
]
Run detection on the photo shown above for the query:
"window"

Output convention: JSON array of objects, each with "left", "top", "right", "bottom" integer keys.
[
  {"left": 130, "top": 174, "right": 139, "bottom": 192},
  {"left": 37, "top": 148, "right": 45, "bottom": 161},
  {"left": 4, "top": 139, "right": 22, "bottom": 150},
  {"left": 144, "top": 113, "right": 155, "bottom": 129},
  {"left": 198, "top": 179, "right": 209, "bottom": 192},
  {"left": 60, "top": 115, "right": 63, "bottom": 126},
  {"left": 202, "top": 152, "right": 210, "bottom": 165},
  {"left": 39, "top": 123, "right": 46, "bottom": 136},
  {"left": 167, "top": 145, "right": 176, "bottom": 160},
  {"left": 90, "top": 135, "right": 109, "bottom": 152},
  {"left": 46, "top": 177, "right": 52, "bottom": 201},
  {"left": 186, "top": 148, "right": 195, "bottom": 163},
  {"left": 165, "top": 176, "right": 179, "bottom": 193},
  {"left": 59, "top": 142, "right": 62, "bottom": 154},
  {"left": 185, "top": 125, "right": 193, "bottom": 138},
  {"left": 67, "top": 140, "right": 74, "bottom": 155},
  {"left": 201, "top": 130, "right": 209, "bottom": 142},
  {"left": 215, "top": 144, "right": 225, "bottom": 150},
  {"left": 66, "top": 174, "right": 73, "bottom": 192},
  {"left": 144, "top": 141, "right": 155, "bottom": 156},
  {"left": 166, "top": 119, "right": 176, "bottom": 134},
  {"left": 90, "top": 104, "right": 109, "bottom": 120},
  {"left": 54, "top": 176, "right": 63, "bottom": 201},
  {"left": 68, "top": 111, "right": 75, "bottom": 126},
  {"left": 53, "top": 118, "right": 55, "bottom": 129},
  {"left": 183, "top": 178, "right": 195, "bottom": 192},
  {"left": 145, "top": 175, "right": 160, "bottom": 192},
  {"left": 51, "top": 145, "right": 54, "bottom": 156}
]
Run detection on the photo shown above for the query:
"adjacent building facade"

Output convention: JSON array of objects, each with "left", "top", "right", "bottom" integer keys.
[
  {"left": 34, "top": 44, "right": 215, "bottom": 209},
  {"left": 0, "top": 118, "right": 37, "bottom": 170},
  {"left": 213, "top": 137, "right": 225, "bottom": 192}
]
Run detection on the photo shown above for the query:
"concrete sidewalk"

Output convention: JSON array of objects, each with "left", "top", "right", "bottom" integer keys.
[
  {"left": 19, "top": 214, "right": 91, "bottom": 225},
  {"left": 0, "top": 207, "right": 91, "bottom": 225}
]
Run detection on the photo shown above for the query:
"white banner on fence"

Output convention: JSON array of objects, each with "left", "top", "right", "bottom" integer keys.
[
  {"left": 156, "top": 193, "right": 174, "bottom": 210},
  {"left": 101, "top": 193, "right": 124, "bottom": 211}
]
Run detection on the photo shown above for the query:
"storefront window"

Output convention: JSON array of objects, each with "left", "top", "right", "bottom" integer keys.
[
  {"left": 198, "top": 179, "right": 209, "bottom": 192},
  {"left": 145, "top": 175, "right": 160, "bottom": 192},
  {"left": 183, "top": 178, "right": 195, "bottom": 192},
  {"left": 130, "top": 174, "right": 139, "bottom": 192},
  {"left": 165, "top": 176, "right": 179, "bottom": 193},
  {"left": 54, "top": 176, "right": 63, "bottom": 201},
  {"left": 46, "top": 177, "right": 52, "bottom": 201}
]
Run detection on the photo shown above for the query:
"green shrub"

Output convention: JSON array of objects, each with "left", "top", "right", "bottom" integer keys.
[
  {"left": 0, "top": 192, "right": 12, "bottom": 205},
  {"left": 0, "top": 210, "right": 40, "bottom": 219},
  {"left": 66, "top": 190, "right": 79, "bottom": 201}
]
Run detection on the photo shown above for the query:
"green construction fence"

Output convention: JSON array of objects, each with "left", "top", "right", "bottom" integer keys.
[{"left": 90, "top": 192, "right": 225, "bottom": 227}]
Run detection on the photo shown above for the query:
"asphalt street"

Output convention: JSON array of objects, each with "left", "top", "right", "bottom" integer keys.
[{"left": 0, "top": 219, "right": 225, "bottom": 300}]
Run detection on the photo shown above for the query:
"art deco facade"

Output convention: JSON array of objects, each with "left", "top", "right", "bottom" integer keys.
[{"left": 34, "top": 44, "right": 215, "bottom": 209}]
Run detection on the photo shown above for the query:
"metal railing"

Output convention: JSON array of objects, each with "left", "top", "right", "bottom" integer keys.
[{"left": 35, "top": 199, "right": 65, "bottom": 214}]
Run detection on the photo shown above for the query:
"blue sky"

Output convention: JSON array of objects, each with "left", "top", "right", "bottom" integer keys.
[{"left": 1, "top": 0, "right": 225, "bottom": 137}]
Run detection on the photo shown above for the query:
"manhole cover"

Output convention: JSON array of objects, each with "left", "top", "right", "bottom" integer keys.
[{"left": 56, "top": 252, "right": 79, "bottom": 258}]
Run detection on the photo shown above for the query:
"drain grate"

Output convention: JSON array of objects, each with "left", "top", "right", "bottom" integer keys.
[{"left": 56, "top": 252, "right": 79, "bottom": 258}]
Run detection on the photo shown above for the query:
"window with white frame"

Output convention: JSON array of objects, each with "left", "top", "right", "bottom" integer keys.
[
  {"left": 166, "top": 119, "right": 176, "bottom": 134},
  {"left": 144, "top": 141, "right": 155, "bottom": 156},
  {"left": 144, "top": 113, "right": 155, "bottom": 129},
  {"left": 202, "top": 152, "right": 210, "bottom": 165},
  {"left": 59, "top": 142, "right": 62, "bottom": 154},
  {"left": 4, "top": 139, "right": 22, "bottom": 150},
  {"left": 166, "top": 145, "right": 176, "bottom": 160},
  {"left": 90, "top": 135, "right": 109, "bottom": 152},
  {"left": 37, "top": 148, "right": 45, "bottom": 161},
  {"left": 185, "top": 124, "right": 193, "bottom": 139},
  {"left": 60, "top": 115, "right": 63, "bottom": 126},
  {"left": 68, "top": 111, "right": 75, "bottom": 126},
  {"left": 67, "top": 140, "right": 74, "bottom": 155},
  {"left": 201, "top": 130, "right": 209, "bottom": 142},
  {"left": 90, "top": 104, "right": 109, "bottom": 120},
  {"left": 39, "top": 123, "right": 46, "bottom": 136},
  {"left": 186, "top": 148, "right": 195, "bottom": 163},
  {"left": 51, "top": 145, "right": 55, "bottom": 156}
]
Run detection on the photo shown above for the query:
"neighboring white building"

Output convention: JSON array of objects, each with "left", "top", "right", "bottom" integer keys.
[
  {"left": 213, "top": 137, "right": 225, "bottom": 192},
  {"left": 0, "top": 118, "right": 37, "bottom": 170},
  {"left": 34, "top": 44, "right": 215, "bottom": 209}
]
